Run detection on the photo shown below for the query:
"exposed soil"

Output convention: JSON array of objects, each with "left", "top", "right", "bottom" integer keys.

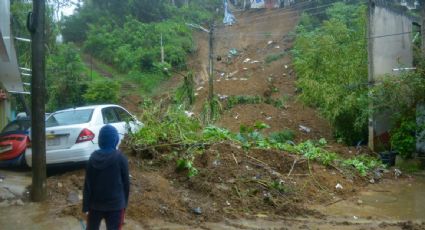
[{"left": 16, "top": 6, "right": 423, "bottom": 230}]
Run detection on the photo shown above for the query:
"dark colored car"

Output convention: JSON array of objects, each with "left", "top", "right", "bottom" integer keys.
[{"left": 0, "top": 118, "right": 31, "bottom": 167}]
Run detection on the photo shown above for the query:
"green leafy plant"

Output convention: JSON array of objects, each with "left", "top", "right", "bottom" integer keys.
[
  {"left": 175, "top": 72, "right": 195, "bottom": 106},
  {"left": 293, "top": 3, "right": 368, "bottom": 144},
  {"left": 176, "top": 158, "right": 199, "bottom": 177},
  {"left": 269, "top": 130, "right": 295, "bottom": 144},
  {"left": 265, "top": 51, "right": 287, "bottom": 64},
  {"left": 200, "top": 97, "right": 222, "bottom": 124},
  {"left": 83, "top": 80, "right": 120, "bottom": 104}
]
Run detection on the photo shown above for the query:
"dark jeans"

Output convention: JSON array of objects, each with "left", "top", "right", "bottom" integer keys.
[{"left": 87, "top": 209, "right": 125, "bottom": 230}]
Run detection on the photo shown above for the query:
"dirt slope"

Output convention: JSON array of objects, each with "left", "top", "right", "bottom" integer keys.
[{"left": 190, "top": 8, "right": 333, "bottom": 142}]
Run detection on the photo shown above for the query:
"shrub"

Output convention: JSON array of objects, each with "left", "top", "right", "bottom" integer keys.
[{"left": 83, "top": 80, "right": 120, "bottom": 104}]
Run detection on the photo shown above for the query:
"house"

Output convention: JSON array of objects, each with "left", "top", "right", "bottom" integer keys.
[
  {"left": 0, "top": 0, "right": 25, "bottom": 130},
  {"left": 368, "top": 0, "right": 420, "bottom": 151},
  {"left": 250, "top": 0, "right": 281, "bottom": 9}
]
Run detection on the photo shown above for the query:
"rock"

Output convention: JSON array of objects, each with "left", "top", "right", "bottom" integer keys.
[
  {"left": 57, "top": 182, "right": 63, "bottom": 188},
  {"left": 192, "top": 207, "right": 202, "bottom": 215},
  {"left": 67, "top": 191, "right": 80, "bottom": 204},
  {"left": 14, "top": 199, "right": 24, "bottom": 206},
  {"left": 369, "top": 178, "right": 375, "bottom": 184},
  {"left": 0, "top": 187, "right": 16, "bottom": 200}
]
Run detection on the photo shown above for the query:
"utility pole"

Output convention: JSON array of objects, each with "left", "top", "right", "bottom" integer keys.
[
  {"left": 28, "top": 0, "right": 47, "bottom": 202},
  {"left": 161, "top": 34, "right": 165, "bottom": 64},
  {"left": 208, "top": 22, "right": 215, "bottom": 118},
  {"left": 367, "top": 0, "right": 375, "bottom": 151}
]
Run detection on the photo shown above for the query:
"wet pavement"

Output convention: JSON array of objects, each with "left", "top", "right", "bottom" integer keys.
[{"left": 316, "top": 175, "right": 425, "bottom": 221}]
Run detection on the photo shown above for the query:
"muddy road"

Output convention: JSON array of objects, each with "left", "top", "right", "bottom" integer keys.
[{"left": 0, "top": 168, "right": 424, "bottom": 229}]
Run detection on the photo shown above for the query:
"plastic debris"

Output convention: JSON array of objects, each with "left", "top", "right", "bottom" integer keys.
[
  {"left": 196, "top": 86, "right": 204, "bottom": 91},
  {"left": 184, "top": 111, "right": 194, "bottom": 117},
  {"left": 394, "top": 169, "right": 402, "bottom": 178},
  {"left": 251, "top": 60, "right": 260, "bottom": 64},
  {"left": 223, "top": 0, "right": 236, "bottom": 26},
  {"left": 284, "top": 65, "right": 288, "bottom": 69},
  {"left": 218, "top": 94, "right": 228, "bottom": 100},
  {"left": 267, "top": 40, "right": 273, "bottom": 45},
  {"left": 228, "top": 48, "right": 238, "bottom": 56},
  {"left": 353, "top": 216, "right": 359, "bottom": 220},
  {"left": 192, "top": 207, "right": 202, "bottom": 215},
  {"left": 299, "top": 125, "right": 311, "bottom": 133},
  {"left": 335, "top": 183, "right": 343, "bottom": 190},
  {"left": 243, "top": 58, "right": 251, "bottom": 63},
  {"left": 275, "top": 45, "right": 280, "bottom": 49},
  {"left": 226, "top": 200, "right": 231, "bottom": 206}
]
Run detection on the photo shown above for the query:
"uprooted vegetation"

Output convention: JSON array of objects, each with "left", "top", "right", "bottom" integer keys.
[
  {"left": 127, "top": 104, "right": 383, "bottom": 178},
  {"left": 76, "top": 103, "right": 385, "bottom": 223}
]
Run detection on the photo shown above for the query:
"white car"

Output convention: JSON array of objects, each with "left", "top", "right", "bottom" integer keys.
[{"left": 25, "top": 104, "right": 142, "bottom": 166}]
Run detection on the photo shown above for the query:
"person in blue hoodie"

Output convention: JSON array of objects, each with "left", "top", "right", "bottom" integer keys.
[{"left": 83, "top": 124, "right": 130, "bottom": 230}]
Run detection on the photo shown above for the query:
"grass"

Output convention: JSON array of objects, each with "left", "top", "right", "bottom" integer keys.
[{"left": 265, "top": 51, "right": 287, "bottom": 64}]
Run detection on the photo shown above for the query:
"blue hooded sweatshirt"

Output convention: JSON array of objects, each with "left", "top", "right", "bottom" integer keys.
[{"left": 83, "top": 125, "right": 130, "bottom": 212}]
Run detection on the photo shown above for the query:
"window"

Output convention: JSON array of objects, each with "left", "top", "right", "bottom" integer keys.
[
  {"left": 114, "top": 107, "right": 134, "bottom": 122},
  {"left": 46, "top": 109, "right": 93, "bottom": 127},
  {"left": 102, "top": 107, "right": 119, "bottom": 124}
]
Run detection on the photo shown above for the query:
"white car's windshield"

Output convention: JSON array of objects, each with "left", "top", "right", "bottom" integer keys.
[{"left": 46, "top": 109, "right": 94, "bottom": 127}]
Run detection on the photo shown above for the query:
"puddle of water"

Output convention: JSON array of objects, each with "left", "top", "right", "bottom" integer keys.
[{"left": 317, "top": 176, "right": 425, "bottom": 221}]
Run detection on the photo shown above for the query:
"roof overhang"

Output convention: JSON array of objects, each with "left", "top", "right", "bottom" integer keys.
[{"left": 0, "top": 0, "right": 24, "bottom": 93}]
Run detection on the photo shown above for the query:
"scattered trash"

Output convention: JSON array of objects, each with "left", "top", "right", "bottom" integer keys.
[
  {"left": 373, "top": 169, "right": 383, "bottom": 181},
  {"left": 194, "top": 93, "right": 198, "bottom": 96},
  {"left": 218, "top": 94, "right": 228, "bottom": 100},
  {"left": 255, "top": 213, "right": 268, "bottom": 218},
  {"left": 220, "top": 73, "right": 225, "bottom": 77},
  {"left": 228, "top": 48, "right": 238, "bottom": 57},
  {"left": 274, "top": 45, "right": 280, "bottom": 49},
  {"left": 212, "top": 160, "right": 221, "bottom": 166},
  {"left": 243, "top": 58, "right": 251, "bottom": 63},
  {"left": 299, "top": 125, "right": 311, "bottom": 133},
  {"left": 394, "top": 169, "right": 402, "bottom": 178},
  {"left": 284, "top": 65, "right": 288, "bottom": 69},
  {"left": 369, "top": 178, "right": 375, "bottom": 184},
  {"left": 357, "top": 199, "right": 363, "bottom": 205},
  {"left": 234, "top": 113, "right": 240, "bottom": 120},
  {"left": 251, "top": 60, "right": 260, "bottom": 64},
  {"left": 226, "top": 200, "right": 231, "bottom": 206},
  {"left": 57, "top": 182, "right": 63, "bottom": 188},
  {"left": 240, "top": 78, "right": 248, "bottom": 81},
  {"left": 196, "top": 86, "right": 204, "bottom": 91},
  {"left": 184, "top": 111, "right": 194, "bottom": 117},
  {"left": 335, "top": 183, "right": 343, "bottom": 190},
  {"left": 267, "top": 40, "right": 273, "bottom": 45},
  {"left": 266, "top": 116, "right": 272, "bottom": 120},
  {"left": 229, "top": 71, "right": 238, "bottom": 77},
  {"left": 243, "top": 67, "right": 248, "bottom": 70},
  {"left": 353, "top": 216, "right": 359, "bottom": 220},
  {"left": 192, "top": 207, "right": 202, "bottom": 215}
]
